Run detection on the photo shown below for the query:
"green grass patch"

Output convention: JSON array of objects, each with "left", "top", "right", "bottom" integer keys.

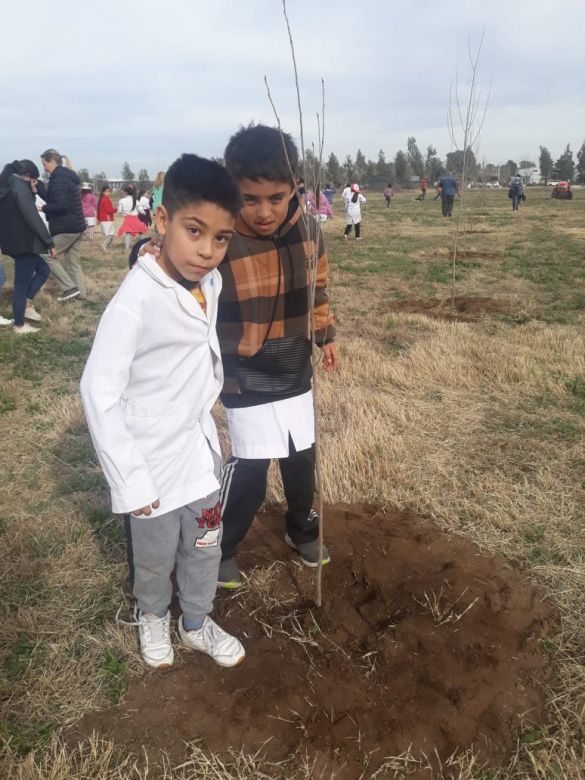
[
  {"left": 3, "top": 634, "right": 36, "bottom": 680},
  {"left": 98, "top": 649, "right": 128, "bottom": 703},
  {"left": 0, "top": 387, "right": 16, "bottom": 414},
  {"left": 0, "top": 718, "right": 58, "bottom": 756}
]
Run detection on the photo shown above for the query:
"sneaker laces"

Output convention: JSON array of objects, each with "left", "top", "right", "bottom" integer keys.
[
  {"left": 117, "top": 607, "right": 171, "bottom": 647},
  {"left": 201, "top": 618, "right": 229, "bottom": 650}
]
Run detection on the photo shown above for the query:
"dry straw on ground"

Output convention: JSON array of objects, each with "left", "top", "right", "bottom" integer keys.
[{"left": 1, "top": 188, "right": 584, "bottom": 777}]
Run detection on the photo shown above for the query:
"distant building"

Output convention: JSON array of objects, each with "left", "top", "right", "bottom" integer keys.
[
  {"left": 518, "top": 167, "right": 540, "bottom": 185},
  {"left": 106, "top": 178, "right": 128, "bottom": 191}
]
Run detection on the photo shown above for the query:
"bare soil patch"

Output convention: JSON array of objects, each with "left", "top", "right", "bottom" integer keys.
[
  {"left": 72, "top": 504, "right": 555, "bottom": 778},
  {"left": 388, "top": 295, "right": 514, "bottom": 320}
]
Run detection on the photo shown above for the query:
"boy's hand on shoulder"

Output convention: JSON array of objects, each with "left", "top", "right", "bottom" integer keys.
[
  {"left": 138, "top": 238, "right": 162, "bottom": 259},
  {"left": 132, "top": 499, "right": 161, "bottom": 517},
  {"left": 321, "top": 343, "right": 339, "bottom": 372}
]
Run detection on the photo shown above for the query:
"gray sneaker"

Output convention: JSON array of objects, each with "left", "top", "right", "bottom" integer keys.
[
  {"left": 285, "top": 534, "right": 331, "bottom": 568},
  {"left": 57, "top": 287, "right": 81, "bottom": 302},
  {"left": 217, "top": 558, "right": 242, "bottom": 589}
]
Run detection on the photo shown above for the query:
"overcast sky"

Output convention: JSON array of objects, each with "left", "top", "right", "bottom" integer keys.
[{"left": 2, "top": 0, "right": 584, "bottom": 176}]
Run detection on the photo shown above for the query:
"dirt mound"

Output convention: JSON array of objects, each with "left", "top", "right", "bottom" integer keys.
[
  {"left": 389, "top": 295, "right": 512, "bottom": 321},
  {"left": 72, "top": 505, "right": 555, "bottom": 778}
]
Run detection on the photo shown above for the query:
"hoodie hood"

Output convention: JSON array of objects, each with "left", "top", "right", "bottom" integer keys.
[
  {"left": 0, "top": 173, "right": 20, "bottom": 200},
  {"left": 0, "top": 173, "right": 33, "bottom": 202},
  {"left": 51, "top": 165, "right": 81, "bottom": 186}
]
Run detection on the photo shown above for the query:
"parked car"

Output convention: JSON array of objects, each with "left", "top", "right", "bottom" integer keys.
[{"left": 485, "top": 181, "right": 501, "bottom": 189}]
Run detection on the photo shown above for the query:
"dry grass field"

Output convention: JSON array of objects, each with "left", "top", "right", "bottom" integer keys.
[{"left": 0, "top": 186, "right": 584, "bottom": 778}]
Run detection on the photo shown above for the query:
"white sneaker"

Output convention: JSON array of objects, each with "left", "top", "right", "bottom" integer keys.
[
  {"left": 14, "top": 323, "right": 39, "bottom": 335},
  {"left": 136, "top": 609, "right": 174, "bottom": 669},
  {"left": 25, "top": 305, "right": 42, "bottom": 322},
  {"left": 0, "top": 315, "right": 13, "bottom": 326},
  {"left": 179, "top": 615, "right": 245, "bottom": 668}
]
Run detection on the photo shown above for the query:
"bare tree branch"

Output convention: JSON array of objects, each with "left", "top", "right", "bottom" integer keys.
[
  {"left": 448, "top": 28, "right": 490, "bottom": 309},
  {"left": 265, "top": 1, "right": 331, "bottom": 607}
]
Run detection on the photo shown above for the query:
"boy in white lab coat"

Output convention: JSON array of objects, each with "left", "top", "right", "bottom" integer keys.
[{"left": 80, "top": 154, "right": 245, "bottom": 670}]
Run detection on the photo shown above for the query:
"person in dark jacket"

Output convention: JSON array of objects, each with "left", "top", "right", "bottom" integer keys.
[
  {"left": 38, "top": 149, "right": 86, "bottom": 301},
  {"left": 438, "top": 172, "right": 459, "bottom": 217},
  {"left": 0, "top": 159, "right": 56, "bottom": 333}
]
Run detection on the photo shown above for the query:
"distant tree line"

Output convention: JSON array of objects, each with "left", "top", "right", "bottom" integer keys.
[
  {"left": 71, "top": 139, "right": 585, "bottom": 192},
  {"left": 303, "top": 138, "right": 585, "bottom": 189},
  {"left": 74, "top": 163, "right": 153, "bottom": 190}
]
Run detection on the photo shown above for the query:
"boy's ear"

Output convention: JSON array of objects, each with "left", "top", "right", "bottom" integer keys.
[
  {"left": 154, "top": 205, "right": 169, "bottom": 236},
  {"left": 287, "top": 183, "right": 296, "bottom": 201}
]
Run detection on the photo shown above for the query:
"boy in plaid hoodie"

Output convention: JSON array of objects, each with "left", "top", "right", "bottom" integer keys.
[{"left": 217, "top": 124, "right": 338, "bottom": 588}]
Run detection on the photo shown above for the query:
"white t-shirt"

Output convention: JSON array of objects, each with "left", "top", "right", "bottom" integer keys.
[
  {"left": 118, "top": 195, "right": 138, "bottom": 216},
  {"left": 138, "top": 195, "right": 151, "bottom": 215}
]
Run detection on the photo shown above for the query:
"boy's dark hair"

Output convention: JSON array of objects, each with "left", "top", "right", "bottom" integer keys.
[
  {"left": 224, "top": 123, "right": 298, "bottom": 185},
  {"left": 163, "top": 153, "right": 242, "bottom": 218}
]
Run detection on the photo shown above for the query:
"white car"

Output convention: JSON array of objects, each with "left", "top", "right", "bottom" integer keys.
[{"left": 485, "top": 182, "right": 501, "bottom": 189}]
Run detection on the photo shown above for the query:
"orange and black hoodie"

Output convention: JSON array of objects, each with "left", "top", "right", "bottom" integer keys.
[{"left": 217, "top": 196, "right": 335, "bottom": 408}]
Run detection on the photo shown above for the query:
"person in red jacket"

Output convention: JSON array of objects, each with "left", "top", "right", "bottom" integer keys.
[
  {"left": 415, "top": 176, "right": 428, "bottom": 201},
  {"left": 97, "top": 185, "right": 116, "bottom": 251}
]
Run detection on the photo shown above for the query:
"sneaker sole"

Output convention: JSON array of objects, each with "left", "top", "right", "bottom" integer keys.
[
  {"left": 179, "top": 636, "right": 246, "bottom": 668},
  {"left": 284, "top": 535, "right": 331, "bottom": 568},
  {"left": 145, "top": 660, "right": 173, "bottom": 670},
  {"left": 217, "top": 580, "right": 242, "bottom": 590},
  {"left": 57, "top": 291, "right": 81, "bottom": 301},
  {"left": 142, "top": 653, "right": 174, "bottom": 669}
]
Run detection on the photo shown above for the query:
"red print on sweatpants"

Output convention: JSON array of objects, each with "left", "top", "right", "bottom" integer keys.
[{"left": 196, "top": 502, "right": 222, "bottom": 530}]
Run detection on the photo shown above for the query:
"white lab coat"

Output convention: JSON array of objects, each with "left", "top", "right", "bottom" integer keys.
[
  {"left": 346, "top": 194, "right": 366, "bottom": 224},
  {"left": 80, "top": 253, "right": 223, "bottom": 517},
  {"left": 342, "top": 186, "right": 351, "bottom": 212}
]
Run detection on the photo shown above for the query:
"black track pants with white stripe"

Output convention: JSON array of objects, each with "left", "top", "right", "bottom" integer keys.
[{"left": 219, "top": 439, "right": 317, "bottom": 561}]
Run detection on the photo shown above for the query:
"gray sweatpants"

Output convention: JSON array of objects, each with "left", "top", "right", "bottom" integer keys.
[{"left": 128, "top": 491, "right": 222, "bottom": 621}]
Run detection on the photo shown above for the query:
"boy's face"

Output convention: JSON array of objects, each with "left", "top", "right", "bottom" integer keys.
[
  {"left": 238, "top": 178, "right": 295, "bottom": 236},
  {"left": 155, "top": 202, "right": 235, "bottom": 282}
]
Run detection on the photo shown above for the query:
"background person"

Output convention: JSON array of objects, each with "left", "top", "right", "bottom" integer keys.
[
  {"left": 306, "top": 189, "right": 334, "bottom": 222},
  {"left": 151, "top": 171, "right": 165, "bottom": 215},
  {"left": 323, "top": 183, "right": 335, "bottom": 205},
  {"left": 343, "top": 184, "right": 366, "bottom": 240},
  {"left": 438, "top": 171, "right": 458, "bottom": 217},
  {"left": 80, "top": 182, "right": 97, "bottom": 240},
  {"left": 117, "top": 184, "right": 147, "bottom": 250},
  {"left": 137, "top": 189, "right": 152, "bottom": 228},
  {"left": 0, "top": 159, "right": 56, "bottom": 333},
  {"left": 0, "top": 259, "right": 8, "bottom": 325},
  {"left": 415, "top": 176, "right": 428, "bottom": 201},
  {"left": 38, "top": 149, "right": 86, "bottom": 301},
  {"left": 383, "top": 182, "right": 394, "bottom": 208},
  {"left": 97, "top": 185, "right": 116, "bottom": 250},
  {"left": 509, "top": 174, "right": 524, "bottom": 211}
]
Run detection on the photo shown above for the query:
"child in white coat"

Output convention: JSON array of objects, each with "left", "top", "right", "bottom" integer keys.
[
  {"left": 343, "top": 184, "right": 366, "bottom": 240},
  {"left": 80, "top": 154, "right": 245, "bottom": 670}
]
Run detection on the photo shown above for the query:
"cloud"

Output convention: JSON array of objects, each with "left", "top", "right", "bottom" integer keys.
[{"left": 1, "top": 0, "right": 584, "bottom": 173}]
